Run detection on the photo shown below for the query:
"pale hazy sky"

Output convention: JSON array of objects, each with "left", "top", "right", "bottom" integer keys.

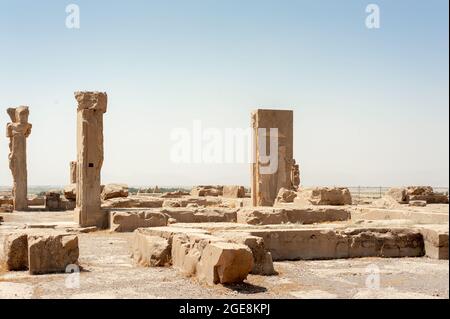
[{"left": 0, "top": 0, "right": 448, "bottom": 187}]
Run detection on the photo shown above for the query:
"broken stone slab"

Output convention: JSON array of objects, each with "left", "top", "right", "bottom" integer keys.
[
  {"left": 295, "top": 187, "right": 352, "bottom": 206},
  {"left": 0, "top": 204, "right": 13, "bottom": 213},
  {"left": 351, "top": 207, "right": 449, "bottom": 224},
  {"left": 101, "top": 183, "right": 129, "bottom": 200},
  {"left": 102, "top": 196, "right": 164, "bottom": 209},
  {"left": 222, "top": 186, "right": 245, "bottom": 198},
  {"left": 160, "top": 208, "right": 237, "bottom": 223},
  {"left": 196, "top": 242, "right": 254, "bottom": 285},
  {"left": 237, "top": 207, "right": 350, "bottom": 225},
  {"left": 406, "top": 186, "right": 434, "bottom": 196},
  {"left": 61, "top": 198, "right": 76, "bottom": 210},
  {"left": 190, "top": 186, "right": 223, "bottom": 197},
  {"left": 409, "top": 200, "right": 427, "bottom": 207},
  {"left": 160, "top": 190, "right": 190, "bottom": 198},
  {"left": 237, "top": 207, "right": 288, "bottom": 225},
  {"left": 417, "top": 225, "right": 449, "bottom": 260},
  {"left": 170, "top": 232, "right": 253, "bottom": 285},
  {"left": 28, "top": 195, "right": 45, "bottom": 206},
  {"left": 28, "top": 234, "right": 79, "bottom": 275},
  {"left": 64, "top": 184, "right": 76, "bottom": 200},
  {"left": 162, "top": 199, "right": 181, "bottom": 208},
  {"left": 245, "top": 227, "right": 424, "bottom": 260},
  {"left": 386, "top": 188, "right": 408, "bottom": 203},
  {"left": 44, "top": 191, "right": 62, "bottom": 211},
  {"left": 131, "top": 233, "right": 171, "bottom": 267},
  {"left": 215, "top": 231, "right": 275, "bottom": 275},
  {"left": 409, "top": 194, "right": 449, "bottom": 204},
  {"left": 275, "top": 188, "right": 297, "bottom": 204},
  {"left": 109, "top": 211, "right": 168, "bottom": 232},
  {"left": 0, "top": 233, "right": 28, "bottom": 271},
  {"left": 132, "top": 227, "right": 254, "bottom": 285}
]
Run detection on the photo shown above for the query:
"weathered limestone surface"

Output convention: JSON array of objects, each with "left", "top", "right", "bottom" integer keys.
[
  {"left": 417, "top": 225, "right": 449, "bottom": 260},
  {"left": 352, "top": 207, "right": 449, "bottom": 224},
  {"left": 222, "top": 186, "right": 245, "bottom": 198},
  {"left": 160, "top": 190, "right": 190, "bottom": 198},
  {"left": 251, "top": 109, "right": 294, "bottom": 207},
  {"left": 132, "top": 227, "right": 256, "bottom": 285},
  {"left": 28, "top": 234, "right": 79, "bottom": 274},
  {"left": 215, "top": 231, "right": 275, "bottom": 275},
  {"left": 196, "top": 242, "right": 254, "bottom": 285},
  {"left": 275, "top": 187, "right": 297, "bottom": 204},
  {"left": 246, "top": 227, "right": 424, "bottom": 260},
  {"left": 28, "top": 195, "right": 45, "bottom": 206},
  {"left": 0, "top": 233, "right": 28, "bottom": 270},
  {"left": 406, "top": 186, "right": 434, "bottom": 196},
  {"left": 237, "top": 207, "right": 350, "bottom": 225},
  {"left": 6, "top": 106, "right": 32, "bottom": 211},
  {"left": 386, "top": 188, "right": 408, "bottom": 203},
  {"left": 109, "top": 208, "right": 237, "bottom": 231},
  {"left": 44, "top": 191, "right": 62, "bottom": 211},
  {"left": 190, "top": 186, "right": 223, "bottom": 197},
  {"left": 70, "top": 161, "right": 77, "bottom": 184},
  {"left": 74, "top": 91, "right": 107, "bottom": 228},
  {"left": 295, "top": 187, "right": 352, "bottom": 206},
  {"left": 387, "top": 186, "right": 449, "bottom": 204},
  {"left": 101, "top": 183, "right": 129, "bottom": 200},
  {"left": 102, "top": 196, "right": 164, "bottom": 209},
  {"left": 409, "top": 200, "right": 427, "bottom": 207},
  {"left": 409, "top": 194, "right": 449, "bottom": 204},
  {"left": 110, "top": 211, "right": 168, "bottom": 232},
  {"left": 1, "top": 232, "right": 80, "bottom": 274},
  {"left": 64, "top": 184, "right": 76, "bottom": 200},
  {"left": 131, "top": 233, "right": 171, "bottom": 266}
]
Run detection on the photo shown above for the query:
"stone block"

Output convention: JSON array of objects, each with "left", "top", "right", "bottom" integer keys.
[
  {"left": 222, "top": 186, "right": 245, "bottom": 198},
  {"left": 110, "top": 211, "right": 168, "bottom": 232},
  {"left": 196, "top": 242, "right": 253, "bottom": 285},
  {"left": 28, "top": 234, "right": 79, "bottom": 275},
  {"left": 101, "top": 183, "right": 129, "bottom": 200},
  {"left": 0, "top": 233, "right": 28, "bottom": 271},
  {"left": 131, "top": 233, "right": 171, "bottom": 266}
]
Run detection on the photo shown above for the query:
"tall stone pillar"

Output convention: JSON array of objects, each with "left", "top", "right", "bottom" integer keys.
[
  {"left": 74, "top": 91, "right": 107, "bottom": 227},
  {"left": 70, "top": 161, "right": 77, "bottom": 184},
  {"left": 251, "top": 109, "right": 294, "bottom": 206},
  {"left": 6, "top": 106, "right": 32, "bottom": 211}
]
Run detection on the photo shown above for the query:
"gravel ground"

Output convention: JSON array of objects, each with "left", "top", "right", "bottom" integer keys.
[{"left": 0, "top": 231, "right": 448, "bottom": 299}]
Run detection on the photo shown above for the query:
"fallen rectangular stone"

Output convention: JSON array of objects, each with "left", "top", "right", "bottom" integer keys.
[
  {"left": 110, "top": 211, "right": 168, "bottom": 232},
  {"left": 246, "top": 227, "right": 424, "bottom": 260},
  {"left": 222, "top": 186, "right": 245, "bottom": 198},
  {"left": 417, "top": 225, "right": 449, "bottom": 260},
  {"left": 237, "top": 207, "right": 350, "bottom": 225},
  {"left": 352, "top": 207, "right": 449, "bottom": 224},
  {"left": 28, "top": 234, "right": 79, "bottom": 275},
  {"left": 0, "top": 233, "right": 28, "bottom": 271},
  {"left": 131, "top": 233, "right": 171, "bottom": 267}
]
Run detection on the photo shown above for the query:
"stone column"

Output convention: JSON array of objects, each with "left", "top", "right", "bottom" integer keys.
[
  {"left": 251, "top": 109, "right": 294, "bottom": 206},
  {"left": 6, "top": 106, "right": 32, "bottom": 211},
  {"left": 73, "top": 91, "right": 107, "bottom": 227},
  {"left": 70, "top": 161, "right": 77, "bottom": 184}
]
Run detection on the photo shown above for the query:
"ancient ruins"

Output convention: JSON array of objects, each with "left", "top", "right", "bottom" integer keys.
[
  {"left": 6, "top": 106, "right": 32, "bottom": 212},
  {"left": 0, "top": 94, "right": 448, "bottom": 298},
  {"left": 73, "top": 91, "right": 107, "bottom": 228}
]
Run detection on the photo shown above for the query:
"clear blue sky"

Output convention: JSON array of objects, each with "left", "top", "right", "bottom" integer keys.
[{"left": 0, "top": 0, "right": 448, "bottom": 187}]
